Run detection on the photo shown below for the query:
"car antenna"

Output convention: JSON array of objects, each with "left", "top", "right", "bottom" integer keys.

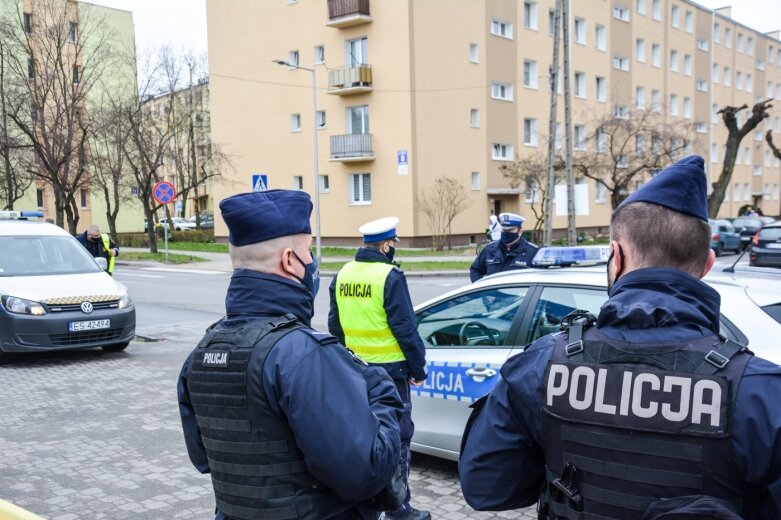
[{"left": 723, "top": 244, "right": 751, "bottom": 273}]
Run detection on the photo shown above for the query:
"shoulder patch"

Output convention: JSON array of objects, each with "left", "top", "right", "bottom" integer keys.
[{"left": 298, "top": 328, "right": 340, "bottom": 346}]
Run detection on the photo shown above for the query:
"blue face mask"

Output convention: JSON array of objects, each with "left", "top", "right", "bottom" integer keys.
[
  {"left": 500, "top": 231, "right": 519, "bottom": 244},
  {"left": 292, "top": 250, "right": 320, "bottom": 299}
]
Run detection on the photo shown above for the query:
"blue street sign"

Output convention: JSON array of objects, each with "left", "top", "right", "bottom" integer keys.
[
  {"left": 153, "top": 181, "right": 176, "bottom": 205},
  {"left": 252, "top": 174, "right": 268, "bottom": 192},
  {"left": 397, "top": 150, "right": 408, "bottom": 166}
]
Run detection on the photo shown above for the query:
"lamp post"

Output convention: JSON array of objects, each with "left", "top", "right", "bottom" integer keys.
[{"left": 273, "top": 59, "right": 322, "bottom": 264}]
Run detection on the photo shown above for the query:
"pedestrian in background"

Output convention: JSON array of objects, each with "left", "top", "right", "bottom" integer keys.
[
  {"left": 459, "top": 156, "right": 781, "bottom": 519},
  {"left": 329, "top": 216, "right": 430, "bottom": 520},
  {"left": 470, "top": 212, "right": 538, "bottom": 282},
  {"left": 76, "top": 225, "right": 119, "bottom": 275},
  {"left": 178, "top": 190, "right": 404, "bottom": 520},
  {"left": 487, "top": 214, "right": 501, "bottom": 241}
]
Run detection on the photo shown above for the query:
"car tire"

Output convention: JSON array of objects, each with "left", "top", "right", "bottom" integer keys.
[
  {"left": 102, "top": 342, "right": 129, "bottom": 353},
  {"left": 713, "top": 245, "right": 722, "bottom": 257}
]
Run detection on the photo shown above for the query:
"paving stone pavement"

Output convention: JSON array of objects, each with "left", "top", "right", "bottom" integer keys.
[{"left": 0, "top": 321, "right": 535, "bottom": 519}]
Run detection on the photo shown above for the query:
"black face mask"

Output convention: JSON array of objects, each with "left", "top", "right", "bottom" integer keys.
[
  {"left": 385, "top": 246, "right": 396, "bottom": 262},
  {"left": 500, "top": 231, "right": 519, "bottom": 245},
  {"left": 292, "top": 250, "right": 320, "bottom": 299},
  {"left": 607, "top": 243, "right": 625, "bottom": 294}
]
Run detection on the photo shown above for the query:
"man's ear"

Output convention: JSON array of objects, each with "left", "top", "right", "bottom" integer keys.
[
  {"left": 701, "top": 248, "right": 716, "bottom": 278},
  {"left": 280, "top": 247, "right": 297, "bottom": 277}
]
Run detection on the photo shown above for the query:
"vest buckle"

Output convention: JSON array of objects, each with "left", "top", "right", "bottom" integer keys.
[
  {"left": 565, "top": 340, "right": 584, "bottom": 357},
  {"left": 549, "top": 462, "right": 583, "bottom": 512},
  {"left": 705, "top": 349, "right": 729, "bottom": 369}
]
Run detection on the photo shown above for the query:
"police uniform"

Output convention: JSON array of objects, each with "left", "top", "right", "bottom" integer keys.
[
  {"left": 178, "top": 190, "right": 404, "bottom": 520},
  {"left": 470, "top": 213, "right": 538, "bottom": 282},
  {"left": 76, "top": 230, "right": 118, "bottom": 274},
  {"left": 328, "top": 217, "right": 430, "bottom": 520},
  {"left": 459, "top": 157, "right": 781, "bottom": 518}
]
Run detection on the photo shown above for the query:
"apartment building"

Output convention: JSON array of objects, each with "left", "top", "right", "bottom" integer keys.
[{"left": 206, "top": 0, "right": 781, "bottom": 245}]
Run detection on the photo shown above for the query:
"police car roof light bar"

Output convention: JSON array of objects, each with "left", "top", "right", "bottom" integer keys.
[
  {"left": 532, "top": 246, "right": 611, "bottom": 268},
  {"left": 0, "top": 210, "right": 44, "bottom": 220}
]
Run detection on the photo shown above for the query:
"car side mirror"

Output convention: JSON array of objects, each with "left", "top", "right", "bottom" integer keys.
[{"left": 95, "top": 257, "right": 108, "bottom": 271}]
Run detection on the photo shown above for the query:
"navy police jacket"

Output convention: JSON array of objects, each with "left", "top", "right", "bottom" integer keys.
[
  {"left": 178, "top": 270, "right": 403, "bottom": 520},
  {"left": 459, "top": 268, "right": 781, "bottom": 517},
  {"left": 470, "top": 238, "right": 539, "bottom": 282},
  {"left": 328, "top": 248, "right": 427, "bottom": 382}
]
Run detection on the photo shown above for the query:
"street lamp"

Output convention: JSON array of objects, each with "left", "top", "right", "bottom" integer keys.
[{"left": 273, "top": 59, "right": 322, "bottom": 264}]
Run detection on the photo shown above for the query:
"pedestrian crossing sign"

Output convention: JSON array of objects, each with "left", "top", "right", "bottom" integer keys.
[{"left": 252, "top": 174, "right": 268, "bottom": 192}]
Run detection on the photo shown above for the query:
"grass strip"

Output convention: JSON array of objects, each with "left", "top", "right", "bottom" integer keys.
[
  {"left": 321, "top": 260, "right": 471, "bottom": 271},
  {"left": 164, "top": 242, "right": 477, "bottom": 257},
  {"left": 120, "top": 252, "right": 207, "bottom": 264}
]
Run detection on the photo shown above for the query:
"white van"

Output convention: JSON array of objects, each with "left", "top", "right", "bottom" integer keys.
[{"left": 0, "top": 213, "right": 135, "bottom": 362}]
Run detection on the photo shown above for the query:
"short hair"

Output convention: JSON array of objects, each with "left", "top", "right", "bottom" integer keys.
[
  {"left": 229, "top": 234, "right": 307, "bottom": 271},
  {"left": 611, "top": 202, "right": 710, "bottom": 276},
  {"left": 88, "top": 225, "right": 100, "bottom": 234}
]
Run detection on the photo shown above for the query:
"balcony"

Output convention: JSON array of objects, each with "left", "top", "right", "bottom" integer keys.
[
  {"left": 328, "top": 65, "right": 373, "bottom": 95},
  {"left": 326, "top": 0, "right": 372, "bottom": 28},
  {"left": 330, "top": 133, "right": 375, "bottom": 162}
]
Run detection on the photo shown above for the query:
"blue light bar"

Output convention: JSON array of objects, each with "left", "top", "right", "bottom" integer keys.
[
  {"left": 20, "top": 211, "right": 44, "bottom": 217},
  {"left": 532, "top": 245, "right": 611, "bottom": 268}
]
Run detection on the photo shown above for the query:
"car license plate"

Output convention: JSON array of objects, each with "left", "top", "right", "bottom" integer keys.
[
  {"left": 767, "top": 243, "right": 781, "bottom": 249},
  {"left": 69, "top": 319, "right": 110, "bottom": 332}
]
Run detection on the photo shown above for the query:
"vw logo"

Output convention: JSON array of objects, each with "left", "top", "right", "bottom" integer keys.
[{"left": 80, "top": 301, "right": 94, "bottom": 314}]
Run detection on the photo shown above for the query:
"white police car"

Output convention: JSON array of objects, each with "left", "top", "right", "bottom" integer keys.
[
  {"left": 411, "top": 246, "right": 781, "bottom": 461},
  {"left": 0, "top": 212, "right": 135, "bottom": 363}
]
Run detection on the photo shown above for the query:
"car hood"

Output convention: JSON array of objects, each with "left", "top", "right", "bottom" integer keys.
[{"left": 0, "top": 272, "right": 125, "bottom": 302}]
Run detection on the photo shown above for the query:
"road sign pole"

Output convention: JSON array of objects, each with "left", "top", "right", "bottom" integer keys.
[{"left": 164, "top": 219, "right": 169, "bottom": 263}]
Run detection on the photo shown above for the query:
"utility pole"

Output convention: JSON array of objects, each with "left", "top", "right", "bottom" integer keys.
[
  {"left": 562, "top": 0, "right": 577, "bottom": 245},
  {"left": 187, "top": 63, "right": 200, "bottom": 227},
  {"left": 544, "top": 0, "right": 562, "bottom": 247}
]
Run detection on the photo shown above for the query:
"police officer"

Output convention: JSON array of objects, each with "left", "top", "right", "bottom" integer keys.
[
  {"left": 470, "top": 212, "right": 538, "bottom": 282},
  {"left": 76, "top": 225, "right": 119, "bottom": 275},
  {"left": 328, "top": 216, "right": 430, "bottom": 520},
  {"left": 459, "top": 156, "right": 781, "bottom": 519},
  {"left": 178, "top": 190, "right": 404, "bottom": 520}
]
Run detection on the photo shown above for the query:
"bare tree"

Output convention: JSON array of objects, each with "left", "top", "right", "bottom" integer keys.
[
  {"left": 768, "top": 129, "right": 781, "bottom": 162},
  {"left": 708, "top": 100, "right": 772, "bottom": 218},
  {"left": 572, "top": 108, "right": 694, "bottom": 209},
  {"left": 417, "top": 176, "right": 471, "bottom": 251}
]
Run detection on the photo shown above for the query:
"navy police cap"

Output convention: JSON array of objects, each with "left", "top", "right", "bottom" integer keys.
[
  {"left": 616, "top": 155, "right": 708, "bottom": 222},
  {"left": 219, "top": 190, "right": 312, "bottom": 246}
]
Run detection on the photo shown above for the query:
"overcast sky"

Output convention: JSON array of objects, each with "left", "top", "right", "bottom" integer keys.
[{"left": 81, "top": 0, "right": 780, "bottom": 59}]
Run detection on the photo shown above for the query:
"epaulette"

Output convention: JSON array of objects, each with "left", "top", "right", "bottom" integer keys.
[{"left": 298, "top": 328, "right": 341, "bottom": 346}]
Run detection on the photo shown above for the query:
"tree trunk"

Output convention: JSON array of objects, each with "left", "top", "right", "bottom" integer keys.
[{"left": 708, "top": 134, "right": 738, "bottom": 219}]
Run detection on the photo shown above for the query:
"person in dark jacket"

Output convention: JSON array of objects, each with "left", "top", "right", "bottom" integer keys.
[
  {"left": 470, "top": 213, "right": 538, "bottom": 282},
  {"left": 76, "top": 225, "right": 119, "bottom": 275},
  {"left": 328, "top": 216, "right": 430, "bottom": 520},
  {"left": 178, "top": 190, "right": 404, "bottom": 520},
  {"left": 459, "top": 156, "right": 781, "bottom": 519}
]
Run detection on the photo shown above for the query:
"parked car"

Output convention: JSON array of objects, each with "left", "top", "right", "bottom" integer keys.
[
  {"left": 155, "top": 217, "right": 196, "bottom": 232},
  {"left": 0, "top": 211, "right": 135, "bottom": 363},
  {"left": 410, "top": 246, "right": 781, "bottom": 461},
  {"left": 709, "top": 219, "right": 741, "bottom": 256},
  {"left": 750, "top": 222, "right": 781, "bottom": 268},
  {"left": 732, "top": 216, "right": 765, "bottom": 251},
  {"left": 187, "top": 213, "right": 214, "bottom": 230}
]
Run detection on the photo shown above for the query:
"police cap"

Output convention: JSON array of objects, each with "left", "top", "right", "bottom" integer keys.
[
  {"left": 219, "top": 190, "right": 312, "bottom": 246},
  {"left": 359, "top": 216, "right": 401, "bottom": 243},
  {"left": 499, "top": 213, "right": 525, "bottom": 229}
]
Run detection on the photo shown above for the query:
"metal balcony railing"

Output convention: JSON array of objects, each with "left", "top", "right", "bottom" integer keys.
[
  {"left": 330, "top": 133, "right": 374, "bottom": 160},
  {"left": 327, "top": 0, "right": 371, "bottom": 27},
  {"left": 328, "top": 65, "right": 372, "bottom": 93}
]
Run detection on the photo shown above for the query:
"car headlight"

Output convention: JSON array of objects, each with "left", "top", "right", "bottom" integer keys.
[
  {"left": 1, "top": 295, "right": 47, "bottom": 315},
  {"left": 118, "top": 292, "right": 132, "bottom": 309}
]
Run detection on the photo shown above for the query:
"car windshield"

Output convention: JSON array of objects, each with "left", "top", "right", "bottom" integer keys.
[
  {"left": 0, "top": 235, "right": 102, "bottom": 276},
  {"left": 762, "top": 304, "right": 781, "bottom": 326},
  {"left": 733, "top": 218, "right": 762, "bottom": 228},
  {"left": 759, "top": 227, "right": 781, "bottom": 240}
]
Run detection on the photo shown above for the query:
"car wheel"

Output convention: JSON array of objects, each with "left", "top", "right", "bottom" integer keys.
[{"left": 102, "top": 342, "right": 129, "bottom": 353}]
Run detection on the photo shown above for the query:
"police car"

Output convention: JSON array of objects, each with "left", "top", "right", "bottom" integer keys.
[
  {"left": 0, "top": 212, "right": 135, "bottom": 363},
  {"left": 410, "top": 246, "right": 781, "bottom": 461}
]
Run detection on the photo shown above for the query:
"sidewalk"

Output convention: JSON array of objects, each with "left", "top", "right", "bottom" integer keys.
[{"left": 118, "top": 247, "right": 472, "bottom": 277}]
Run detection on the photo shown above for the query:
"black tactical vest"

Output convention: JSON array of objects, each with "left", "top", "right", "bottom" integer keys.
[
  {"left": 187, "top": 314, "right": 349, "bottom": 520},
  {"left": 539, "top": 319, "right": 754, "bottom": 520}
]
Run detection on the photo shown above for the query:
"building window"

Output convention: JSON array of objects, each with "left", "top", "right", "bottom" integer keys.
[
  {"left": 347, "top": 37, "right": 368, "bottom": 66},
  {"left": 574, "top": 72, "right": 586, "bottom": 98},
  {"left": 670, "top": 94, "right": 679, "bottom": 116},
  {"left": 72, "top": 65, "right": 79, "bottom": 84},
  {"left": 596, "top": 127, "right": 607, "bottom": 153},
  {"left": 651, "top": 89, "right": 661, "bottom": 112},
  {"left": 469, "top": 43, "right": 479, "bottom": 63},
  {"left": 595, "top": 24, "right": 606, "bottom": 51},
  {"left": 683, "top": 97, "right": 692, "bottom": 119},
  {"left": 68, "top": 22, "right": 77, "bottom": 43},
  {"left": 595, "top": 180, "right": 607, "bottom": 203},
  {"left": 523, "top": 60, "right": 538, "bottom": 88},
  {"left": 748, "top": 36, "right": 754, "bottom": 56},
  {"left": 737, "top": 33, "right": 744, "bottom": 53},
  {"left": 349, "top": 173, "right": 371, "bottom": 204},
  {"left": 670, "top": 50, "right": 678, "bottom": 72},
  {"left": 770, "top": 46, "right": 775, "bottom": 64},
  {"left": 723, "top": 67, "right": 731, "bottom": 87},
  {"left": 319, "top": 175, "right": 329, "bottom": 193},
  {"left": 492, "top": 143, "right": 513, "bottom": 160},
  {"left": 746, "top": 74, "right": 752, "bottom": 93},
  {"left": 712, "top": 143, "right": 719, "bottom": 163},
  {"left": 713, "top": 23, "right": 721, "bottom": 43},
  {"left": 548, "top": 9, "right": 556, "bottom": 35},
  {"left": 670, "top": 5, "right": 679, "bottom": 28},
  {"left": 314, "top": 45, "right": 325, "bottom": 64},
  {"left": 491, "top": 19, "right": 513, "bottom": 39},
  {"left": 744, "top": 147, "right": 751, "bottom": 166},
  {"left": 595, "top": 76, "right": 606, "bottom": 102},
  {"left": 725, "top": 28, "right": 732, "bottom": 48},
  {"left": 288, "top": 50, "right": 299, "bottom": 67},
  {"left": 613, "top": 6, "right": 630, "bottom": 22},
  {"left": 80, "top": 189, "right": 88, "bottom": 209},
  {"left": 316, "top": 110, "right": 326, "bottom": 129},
  {"left": 574, "top": 125, "right": 586, "bottom": 150},
  {"left": 471, "top": 172, "right": 481, "bottom": 191},
  {"left": 28, "top": 58, "right": 34, "bottom": 80},
  {"left": 757, "top": 59, "right": 765, "bottom": 71},
  {"left": 637, "top": 0, "right": 646, "bottom": 16},
  {"left": 524, "top": 2, "right": 538, "bottom": 30},
  {"left": 346, "top": 105, "right": 369, "bottom": 133},
  {"left": 36, "top": 188, "right": 44, "bottom": 208},
  {"left": 613, "top": 104, "right": 629, "bottom": 119},
  {"left": 651, "top": 44, "right": 661, "bottom": 67},
  {"left": 574, "top": 18, "right": 586, "bottom": 44},
  {"left": 291, "top": 113, "right": 301, "bottom": 132},
  {"left": 743, "top": 183, "right": 750, "bottom": 201},
  {"left": 768, "top": 81, "right": 774, "bottom": 98},
  {"left": 712, "top": 103, "right": 720, "bottom": 123},
  {"left": 470, "top": 108, "right": 480, "bottom": 128},
  {"left": 636, "top": 38, "right": 646, "bottom": 62},
  {"left": 684, "top": 11, "right": 693, "bottom": 33},
  {"left": 712, "top": 63, "right": 720, "bottom": 83},
  {"left": 684, "top": 54, "right": 692, "bottom": 76},
  {"left": 652, "top": 0, "right": 661, "bottom": 20},
  {"left": 293, "top": 176, "right": 303, "bottom": 190},
  {"left": 523, "top": 118, "right": 538, "bottom": 146},
  {"left": 635, "top": 86, "right": 645, "bottom": 109},
  {"left": 491, "top": 82, "right": 514, "bottom": 100},
  {"left": 736, "top": 71, "right": 743, "bottom": 91},
  {"left": 697, "top": 39, "right": 709, "bottom": 51},
  {"left": 635, "top": 134, "right": 646, "bottom": 153},
  {"left": 613, "top": 56, "right": 629, "bottom": 71},
  {"left": 23, "top": 13, "right": 32, "bottom": 33}
]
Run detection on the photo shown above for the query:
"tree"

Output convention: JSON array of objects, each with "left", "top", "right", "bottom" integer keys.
[
  {"left": 708, "top": 100, "right": 772, "bottom": 218},
  {"left": 417, "top": 176, "right": 471, "bottom": 251},
  {"left": 499, "top": 151, "right": 565, "bottom": 244},
  {"left": 572, "top": 108, "right": 694, "bottom": 209}
]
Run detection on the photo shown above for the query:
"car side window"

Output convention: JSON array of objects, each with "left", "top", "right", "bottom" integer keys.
[
  {"left": 527, "top": 286, "right": 607, "bottom": 343},
  {"left": 416, "top": 286, "right": 529, "bottom": 348}
]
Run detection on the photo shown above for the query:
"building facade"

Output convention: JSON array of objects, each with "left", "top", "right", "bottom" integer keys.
[{"left": 206, "top": 0, "right": 781, "bottom": 245}]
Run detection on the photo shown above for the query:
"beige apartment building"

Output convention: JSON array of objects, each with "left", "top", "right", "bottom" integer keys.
[{"left": 206, "top": 0, "right": 781, "bottom": 245}]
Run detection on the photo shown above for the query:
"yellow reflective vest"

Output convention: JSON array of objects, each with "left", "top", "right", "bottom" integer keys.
[
  {"left": 334, "top": 261, "right": 405, "bottom": 363},
  {"left": 101, "top": 234, "right": 115, "bottom": 274}
]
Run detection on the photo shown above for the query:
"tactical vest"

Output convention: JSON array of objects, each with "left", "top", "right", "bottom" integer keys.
[
  {"left": 100, "top": 234, "right": 115, "bottom": 274},
  {"left": 334, "top": 261, "right": 405, "bottom": 363},
  {"left": 187, "top": 314, "right": 349, "bottom": 520},
  {"left": 539, "top": 317, "right": 754, "bottom": 520}
]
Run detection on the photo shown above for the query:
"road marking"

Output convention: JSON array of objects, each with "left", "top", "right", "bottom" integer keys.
[
  {"left": 142, "top": 267, "right": 227, "bottom": 275},
  {"left": 116, "top": 272, "right": 165, "bottom": 278}
]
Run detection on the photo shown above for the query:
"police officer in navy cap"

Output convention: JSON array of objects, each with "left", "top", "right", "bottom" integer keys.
[
  {"left": 328, "top": 216, "right": 430, "bottom": 520},
  {"left": 459, "top": 156, "right": 781, "bottom": 519},
  {"left": 470, "top": 212, "right": 539, "bottom": 282},
  {"left": 178, "top": 190, "right": 404, "bottom": 520}
]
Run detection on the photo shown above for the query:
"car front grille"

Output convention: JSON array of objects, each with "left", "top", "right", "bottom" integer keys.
[
  {"left": 46, "top": 301, "right": 119, "bottom": 313},
  {"left": 49, "top": 328, "right": 123, "bottom": 346}
]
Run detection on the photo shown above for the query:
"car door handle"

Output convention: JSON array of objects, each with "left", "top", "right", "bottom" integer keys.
[{"left": 465, "top": 367, "right": 497, "bottom": 382}]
